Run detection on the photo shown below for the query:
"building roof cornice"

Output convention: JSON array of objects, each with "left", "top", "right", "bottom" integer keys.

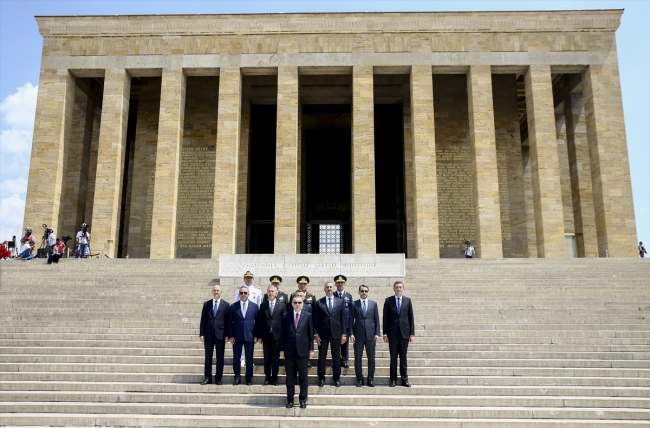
[{"left": 36, "top": 10, "right": 623, "bottom": 37}]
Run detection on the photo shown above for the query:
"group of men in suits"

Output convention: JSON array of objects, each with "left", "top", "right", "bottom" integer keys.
[{"left": 199, "top": 270, "right": 415, "bottom": 408}]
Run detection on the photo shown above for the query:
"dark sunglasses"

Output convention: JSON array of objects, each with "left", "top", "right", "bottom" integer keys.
[
  {"left": 359, "top": 290, "right": 369, "bottom": 293},
  {"left": 292, "top": 301, "right": 303, "bottom": 304},
  {"left": 239, "top": 291, "right": 249, "bottom": 295}
]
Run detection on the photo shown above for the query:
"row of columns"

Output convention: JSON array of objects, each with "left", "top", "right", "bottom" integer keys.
[{"left": 24, "top": 63, "right": 636, "bottom": 258}]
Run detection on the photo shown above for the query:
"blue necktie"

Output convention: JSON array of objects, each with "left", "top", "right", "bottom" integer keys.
[
  {"left": 328, "top": 297, "right": 333, "bottom": 314},
  {"left": 213, "top": 301, "right": 217, "bottom": 317},
  {"left": 362, "top": 300, "right": 367, "bottom": 317},
  {"left": 397, "top": 297, "right": 401, "bottom": 315}
]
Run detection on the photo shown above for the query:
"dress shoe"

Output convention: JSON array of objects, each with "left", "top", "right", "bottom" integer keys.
[
  {"left": 334, "top": 380, "right": 341, "bottom": 387},
  {"left": 232, "top": 378, "right": 241, "bottom": 386},
  {"left": 356, "top": 380, "right": 363, "bottom": 387},
  {"left": 299, "top": 401, "right": 307, "bottom": 409},
  {"left": 200, "top": 378, "right": 212, "bottom": 385},
  {"left": 341, "top": 362, "right": 348, "bottom": 368},
  {"left": 215, "top": 380, "right": 222, "bottom": 386},
  {"left": 246, "top": 381, "right": 252, "bottom": 386},
  {"left": 307, "top": 361, "right": 312, "bottom": 368},
  {"left": 262, "top": 380, "right": 269, "bottom": 386},
  {"left": 272, "top": 380, "right": 280, "bottom": 386},
  {"left": 286, "top": 402, "right": 293, "bottom": 408},
  {"left": 402, "top": 380, "right": 411, "bottom": 387},
  {"left": 367, "top": 379, "right": 375, "bottom": 387},
  {"left": 389, "top": 380, "right": 396, "bottom": 387},
  {"left": 318, "top": 379, "right": 325, "bottom": 387}
]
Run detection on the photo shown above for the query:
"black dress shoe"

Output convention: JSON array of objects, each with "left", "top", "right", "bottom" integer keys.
[
  {"left": 286, "top": 402, "right": 294, "bottom": 408},
  {"left": 402, "top": 380, "right": 411, "bottom": 387},
  {"left": 334, "top": 380, "right": 341, "bottom": 387},
  {"left": 273, "top": 380, "right": 279, "bottom": 386},
  {"left": 341, "top": 362, "right": 349, "bottom": 368},
  {"left": 356, "top": 380, "right": 363, "bottom": 387},
  {"left": 307, "top": 361, "right": 312, "bottom": 368},
  {"left": 233, "top": 378, "right": 241, "bottom": 386},
  {"left": 389, "top": 380, "right": 396, "bottom": 387},
  {"left": 368, "top": 379, "right": 375, "bottom": 387},
  {"left": 318, "top": 379, "right": 325, "bottom": 387},
  {"left": 246, "top": 381, "right": 252, "bottom": 386},
  {"left": 299, "top": 401, "right": 307, "bottom": 409},
  {"left": 200, "top": 378, "right": 212, "bottom": 385},
  {"left": 215, "top": 380, "right": 222, "bottom": 386},
  {"left": 262, "top": 380, "right": 269, "bottom": 386}
]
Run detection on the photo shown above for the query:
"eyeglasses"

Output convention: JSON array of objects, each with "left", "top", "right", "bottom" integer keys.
[
  {"left": 239, "top": 291, "right": 249, "bottom": 295},
  {"left": 359, "top": 290, "right": 369, "bottom": 293},
  {"left": 292, "top": 301, "right": 303, "bottom": 305}
]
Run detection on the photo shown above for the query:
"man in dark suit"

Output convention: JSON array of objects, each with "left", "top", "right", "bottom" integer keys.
[
  {"left": 280, "top": 294, "right": 314, "bottom": 409},
  {"left": 255, "top": 285, "right": 286, "bottom": 386},
  {"left": 383, "top": 281, "right": 415, "bottom": 387},
  {"left": 334, "top": 275, "right": 353, "bottom": 368},
  {"left": 264, "top": 276, "right": 289, "bottom": 305},
  {"left": 199, "top": 285, "right": 230, "bottom": 385},
  {"left": 313, "top": 281, "right": 347, "bottom": 387},
  {"left": 349, "top": 284, "right": 380, "bottom": 387},
  {"left": 228, "top": 286, "right": 259, "bottom": 385}
]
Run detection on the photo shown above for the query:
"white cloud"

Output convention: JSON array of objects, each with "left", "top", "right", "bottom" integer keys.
[
  {"left": 0, "top": 193, "right": 25, "bottom": 241},
  {"left": 0, "top": 82, "right": 37, "bottom": 242}
]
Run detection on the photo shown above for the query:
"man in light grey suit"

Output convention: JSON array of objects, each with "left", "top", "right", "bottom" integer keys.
[{"left": 349, "top": 284, "right": 380, "bottom": 387}]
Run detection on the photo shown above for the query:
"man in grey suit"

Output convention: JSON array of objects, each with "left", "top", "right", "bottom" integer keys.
[{"left": 349, "top": 284, "right": 380, "bottom": 387}]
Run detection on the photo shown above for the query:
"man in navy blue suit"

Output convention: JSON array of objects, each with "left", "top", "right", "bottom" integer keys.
[
  {"left": 199, "top": 285, "right": 230, "bottom": 385},
  {"left": 349, "top": 284, "right": 380, "bottom": 387},
  {"left": 334, "top": 275, "right": 353, "bottom": 368},
  {"left": 255, "top": 285, "right": 286, "bottom": 386},
  {"left": 280, "top": 294, "right": 314, "bottom": 408},
  {"left": 313, "top": 281, "right": 347, "bottom": 387},
  {"left": 228, "top": 286, "right": 259, "bottom": 385},
  {"left": 383, "top": 281, "right": 415, "bottom": 387}
]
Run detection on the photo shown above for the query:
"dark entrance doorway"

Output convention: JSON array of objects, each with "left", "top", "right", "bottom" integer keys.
[
  {"left": 374, "top": 104, "right": 406, "bottom": 254},
  {"left": 246, "top": 104, "right": 277, "bottom": 254},
  {"left": 301, "top": 104, "right": 352, "bottom": 254}
]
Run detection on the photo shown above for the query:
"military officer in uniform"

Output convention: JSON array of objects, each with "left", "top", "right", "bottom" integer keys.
[
  {"left": 264, "top": 276, "right": 288, "bottom": 305},
  {"left": 292, "top": 276, "right": 316, "bottom": 312},
  {"left": 334, "top": 275, "right": 353, "bottom": 368}
]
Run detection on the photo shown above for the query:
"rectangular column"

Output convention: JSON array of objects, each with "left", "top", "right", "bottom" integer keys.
[
  {"left": 582, "top": 58, "right": 637, "bottom": 257},
  {"left": 410, "top": 66, "right": 439, "bottom": 258},
  {"left": 235, "top": 96, "right": 251, "bottom": 254},
  {"left": 150, "top": 69, "right": 186, "bottom": 258},
  {"left": 351, "top": 65, "right": 377, "bottom": 254},
  {"left": 524, "top": 65, "right": 566, "bottom": 258},
  {"left": 274, "top": 67, "right": 299, "bottom": 254},
  {"left": 90, "top": 68, "right": 131, "bottom": 257},
  {"left": 467, "top": 66, "right": 503, "bottom": 258},
  {"left": 211, "top": 67, "right": 242, "bottom": 257},
  {"left": 564, "top": 91, "right": 598, "bottom": 257},
  {"left": 23, "top": 69, "right": 75, "bottom": 235}
]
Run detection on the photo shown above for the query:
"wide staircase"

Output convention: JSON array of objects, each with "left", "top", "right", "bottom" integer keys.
[{"left": 0, "top": 258, "right": 649, "bottom": 427}]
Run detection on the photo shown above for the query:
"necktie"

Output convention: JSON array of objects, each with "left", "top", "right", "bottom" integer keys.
[
  {"left": 397, "top": 297, "right": 401, "bottom": 315},
  {"left": 362, "top": 300, "right": 367, "bottom": 317},
  {"left": 242, "top": 302, "right": 247, "bottom": 317},
  {"left": 270, "top": 301, "right": 274, "bottom": 315},
  {"left": 328, "top": 297, "right": 333, "bottom": 313},
  {"left": 213, "top": 301, "right": 218, "bottom": 317},
  {"left": 294, "top": 313, "right": 300, "bottom": 329}
]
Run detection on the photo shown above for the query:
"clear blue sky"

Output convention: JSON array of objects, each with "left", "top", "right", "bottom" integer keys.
[{"left": 0, "top": 0, "right": 648, "bottom": 250}]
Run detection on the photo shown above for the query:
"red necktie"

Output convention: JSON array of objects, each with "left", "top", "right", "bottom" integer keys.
[{"left": 294, "top": 313, "right": 300, "bottom": 329}]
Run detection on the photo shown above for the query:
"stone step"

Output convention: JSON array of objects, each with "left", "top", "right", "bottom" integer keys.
[
  {"left": 2, "top": 372, "right": 648, "bottom": 387},
  {"left": 2, "top": 381, "right": 647, "bottom": 397},
  {"left": 2, "top": 414, "right": 649, "bottom": 427}
]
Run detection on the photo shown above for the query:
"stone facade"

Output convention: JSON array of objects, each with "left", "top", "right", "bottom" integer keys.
[{"left": 24, "top": 10, "right": 638, "bottom": 258}]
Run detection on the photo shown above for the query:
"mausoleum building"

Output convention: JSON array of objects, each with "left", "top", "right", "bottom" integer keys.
[{"left": 23, "top": 10, "right": 637, "bottom": 259}]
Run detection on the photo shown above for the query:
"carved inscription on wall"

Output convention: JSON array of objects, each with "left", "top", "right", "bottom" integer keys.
[
  {"left": 497, "top": 147, "right": 511, "bottom": 241},
  {"left": 175, "top": 145, "right": 216, "bottom": 258},
  {"left": 436, "top": 145, "right": 475, "bottom": 257}
]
